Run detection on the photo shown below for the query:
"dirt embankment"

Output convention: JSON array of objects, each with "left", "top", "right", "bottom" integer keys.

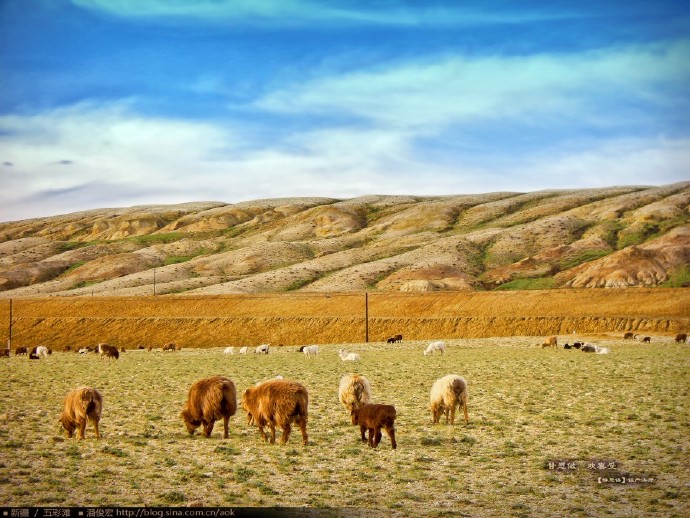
[{"left": 1, "top": 289, "right": 687, "bottom": 349}]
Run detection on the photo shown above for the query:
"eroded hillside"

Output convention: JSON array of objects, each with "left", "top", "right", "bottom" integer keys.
[{"left": 1, "top": 184, "right": 689, "bottom": 297}]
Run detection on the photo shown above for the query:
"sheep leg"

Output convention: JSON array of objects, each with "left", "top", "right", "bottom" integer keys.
[
  {"left": 373, "top": 428, "right": 383, "bottom": 448},
  {"left": 386, "top": 426, "right": 397, "bottom": 450},
  {"left": 367, "top": 428, "right": 376, "bottom": 448},
  {"left": 450, "top": 404, "right": 456, "bottom": 425},
  {"left": 281, "top": 422, "right": 291, "bottom": 444},
  {"left": 462, "top": 397, "right": 469, "bottom": 424},
  {"left": 269, "top": 424, "right": 276, "bottom": 444},
  {"left": 92, "top": 417, "right": 100, "bottom": 439},
  {"left": 204, "top": 420, "right": 215, "bottom": 438},
  {"left": 298, "top": 417, "right": 308, "bottom": 446},
  {"left": 77, "top": 420, "right": 87, "bottom": 440},
  {"left": 360, "top": 425, "right": 368, "bottom": 443},
  {"left": 223, "top": 415, "right": 229, "bottom": 439},
  {"left": 258, "top": 423, "right": 268, "bottom": 442}
]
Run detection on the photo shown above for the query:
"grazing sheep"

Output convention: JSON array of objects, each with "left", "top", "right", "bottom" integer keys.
[
  {"left": 386, "top": 337, "right": 396, "bottom": 344},
  {"left": 181, "top": 375, "right": 237, "bottom": 438},
  {"left": 302, "top": 345, "right": 319, "bottom": 357},
  {"left": 15, "top": 347, "right": 28, "bottom": 356},
  {"left": 674, "top": 333, "right": 687, "bottom": 343},
  {"left": 241, "top": 379, "right": 309, "bottom": 445},
  {"left": 338, "top": 374, "right": 372, "bottom": 413},
  {"left": 59, "top": 387, "right": 102, "bottom": 440},
  {"left": 0, "top": 349, "right": 9, "bottom": 358},
  {"left": 595, "top": 346, "right": 610, "bottom": 354},
  {"left": 33, "top": 346, "right": 52, "bottom": 357},
  {"left": 429, "top": 374, "right": 469, "bottom": 425},
  {"left": 563, "top": 343, "right": 572, "bottom": 350},
  {"left": 573, "top": 342, "right": 583, "bottom": 349},
  {"left": 223, "top": 347, "right": 235, "bottom": 355},
  {"left": 424, "top": 340, "right": 446, "bottom": 356},
  {"left": 78, "top": 348, "right": 91, "bottom": 354},
  {"left": 541, "top": 336, "right": 558, "bottom": 349},
  {"left": 255, "top": 344, "right": 270, "bottom": 354},
  {"left": 394, "top": 334, "right": 403, "bottom": 343},
  {"left": 351, "top": 404, "right": 397, "bottom": 449},
  {"left": 623, "top": 332, "right": 635, "bottom": 340},
  {"left": 63, "top": 345, "right": 71, "bottom": 352},
  {"left": 239, "top": 346, "right": 248, "bottom": 354},
  {"left": 339, "top": 349, "right": 361, "bottom": 362},
  {"left": 162, "top": 342, "right": 178, "bottom": 352},
  {"left": 97, "top": 343, "right": 119, "bottom": 360},
  {"left": 581, "top": 343, "right": 597, "bottom": 353},
  {"left": 642, "top": 336, "right": 651, "bottom": 343}
]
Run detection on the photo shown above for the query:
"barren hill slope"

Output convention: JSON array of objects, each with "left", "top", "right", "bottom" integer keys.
[{"left": 0, "top": 183, "right": 688, "bottom": 297}]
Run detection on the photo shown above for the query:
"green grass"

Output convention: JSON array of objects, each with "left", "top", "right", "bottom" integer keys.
[
  {"left": 557, "top": 249, "right": 612, "bottom": 271},
  {"left": 1, "top": 338, "right": 688, "bottom": 515},
  {"left": 659, "top": 265, "right": 690, "bottom": 288},
  {"left": 494, "top": 276, "right": 556, "bottom": 290}
]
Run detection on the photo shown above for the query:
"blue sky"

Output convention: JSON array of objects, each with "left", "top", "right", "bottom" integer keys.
[{"left": 1, "top": 0, "right": 689, "bottom": 222}]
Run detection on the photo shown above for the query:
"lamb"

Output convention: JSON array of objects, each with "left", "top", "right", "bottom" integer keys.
[
  {"left": 97, "top": 343, "right": 119, "bottom": 360},
  {"left": 162, "top": 342, "right": 178, "bottom": 352},
  {"left": 302, "top": 345, "right": 319, "bottom": 357},
  {"left": 429, "top": 374, "right": 469, "bottom": 425},
  {"left": 181, "top": 375, "right": 237, "bottom": 438},
  {"left": 351, "top": 404, "right": 397, "bottom": 449},
  {"left": 338, "top": 374, "right": 372, "bottom": 413},
  {"left": 241, "top": 379, "right": 308, "bottom": 445},
  {"left": 223, "top": 347, "right": 235, "bottom": 355},
  {"left": 339, "top": 349, "right": 361, "bottom": 361},
  {"left": 239, "top": 346, "right": 248, "bottom": 354},
  {"left": 255, "top": 344, "right": 270, "bottom": 354},
  {"left": 59, "top": 387, "right": 103, "bottom": 439},
  {"left": 541, "top": 336, "right": 558, "bottom": 349},
  {"left": 424, "top": 340, "right": 446, "bottom": 355}
]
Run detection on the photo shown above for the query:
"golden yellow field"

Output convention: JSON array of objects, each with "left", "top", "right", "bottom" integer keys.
[{"left": 1, "top": 288, "right": 688, "bottom": 350}]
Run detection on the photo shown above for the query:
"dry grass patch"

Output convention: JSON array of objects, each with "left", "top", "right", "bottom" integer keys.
[{"left": 0, "top": 338, "right": 688, "bottom": 516}]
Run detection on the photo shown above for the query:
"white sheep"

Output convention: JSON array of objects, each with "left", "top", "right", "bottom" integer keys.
[
  {"left": 303, "top": 345, "right": 319, "bottom": 357},
  {"left": 424, "top": 340, "right": 446, "bottom": 355},
  {"left": 595, "top": 345, "right": 610, "bottom": 354},
  {"left": 36, "top": 346, "right": 51, "bottom": 357},
  {"left": 239, "top": 346, "right": 248, "bottom": 354},
  {"left": 429, "top": 374, "right": 469, "bottom": 425},
  {"left": 338, "top": 349, "right": 360, "bottom": 361},
  {"left": 255, "top": 344, "right": 270, "bottom": 354},
  {"left": 338, "top": 374, "right": 372, "bottom": 413},
  {"left": 223, "top": 347, "right": 235, "bottom": 355}
]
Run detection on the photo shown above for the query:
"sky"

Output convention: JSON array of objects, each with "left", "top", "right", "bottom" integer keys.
[{"left": 1, "top": 0, "right": 689, "bottom": 222}]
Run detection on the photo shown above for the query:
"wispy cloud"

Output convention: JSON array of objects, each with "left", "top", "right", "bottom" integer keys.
[
  {"left": 70, "top": 0, "right": 594, "bottom": 26},
  {"left": 257, "top": 40, "right": 690, "bottom": 132}
]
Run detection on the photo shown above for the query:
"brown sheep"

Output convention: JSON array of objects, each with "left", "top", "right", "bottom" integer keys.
[
  {"left": 642, "top": 336, "right": 651, "bottom": 343},
  {"left": 97, "top": 343, "right": 119, "bottom": 360},
  {"left": 162, "top": 342, "right": 178, "bottom": 352},
  {"left": 675, "top": 333, "right": 687, "bottom": 343},
  {"left": 241, "top": 379, "right": 308, "bottom": 446},
  {"left": 351, "top": 404, "right": 397, "bottom": 449},
  {"left": 15, "top": 347, "right": 28, "bottom": 356},
  {"left": 59, "top": 387, "right": 102, "bottom": 439},
  {"left": 623, "top": 332, "right": 635, "bottom": 340},
  {"left": 0, "top": 349, "right": 9, "bottom": 358},
  {"left": 541, "top": 336, "right": 558, "bottom": 349},
  {"left": 181, "top": 375, "right": 237, "bottom": 438}
]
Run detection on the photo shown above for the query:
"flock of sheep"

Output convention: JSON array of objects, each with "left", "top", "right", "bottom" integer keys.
[{"left": 56, "top": 338, "right": 471, "bottom": 450}]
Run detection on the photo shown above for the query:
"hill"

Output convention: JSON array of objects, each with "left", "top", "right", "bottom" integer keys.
[{"left": 1, "top": 183, "right": 689, "bottom": 297}]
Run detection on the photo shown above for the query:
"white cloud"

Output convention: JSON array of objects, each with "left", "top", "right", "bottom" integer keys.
[{"left": 257, "top": 40, "right": 690, "bottom": 132}]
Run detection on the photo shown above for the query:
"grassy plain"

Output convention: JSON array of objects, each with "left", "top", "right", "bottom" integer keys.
[{"left": 1, "top": 337, "right": 688, "bottom": 516}]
